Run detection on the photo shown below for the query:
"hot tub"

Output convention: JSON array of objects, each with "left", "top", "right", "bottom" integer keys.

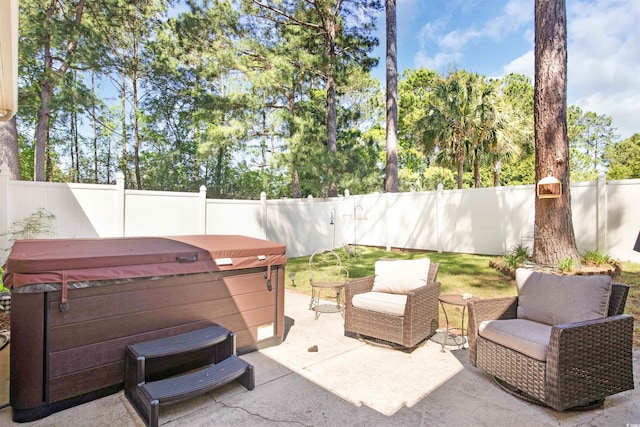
[{"left": 3, "top": 235, "right": 286, "bottom": 422}]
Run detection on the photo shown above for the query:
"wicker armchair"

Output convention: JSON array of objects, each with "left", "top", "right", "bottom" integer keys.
[
  {"left": 344, "top": 259, "right": 440, "bottom": 348},
  {"left": 468, "top": 269, "right": 634, "bottom": 411}
]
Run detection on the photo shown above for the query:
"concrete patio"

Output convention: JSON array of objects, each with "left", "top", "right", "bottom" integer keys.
[{"left": 0, "top": 289, "right": 638, "bottom": 426}]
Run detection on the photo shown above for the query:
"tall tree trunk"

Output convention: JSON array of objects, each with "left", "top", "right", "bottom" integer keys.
[
  {"left": 132, "top": 70, "right": 142, "bottom": 189},
  {"left": 0, "top": 117, "right": 20, "bottom": 179},
  {"left": 120, "top": 68, "right": 129, "bottom": 187},
  {"left": 493, "top": 160, "right": 502, "bottom": 187},
  {"left": 456, "top": 156, "right": 464, "bottom": 189},
  {"left": 473, "top": 155, "right": 481, "bottom": 188},
  {"left": 71, "top": 107, "right": 79, "bottom": 182},
  {"left": 33, "top": 0, "right": 86, "bottom": 181},
  {"left": 326, "top": 70, "right": 338, "bottom": 197},
  {"left": 385, "top": 0, "right": 399, "bottom": 193},
  {"left": 325, "top": 13, "right": 338, "bottom": 197},
  {"left": 92, "top": 71, "right": 98, "bottom": 183},
  {"left": 286, "top": 88, "right": 301, "bottom": 199},
  {"left": 214, "top": 146, "right": 226, "bottom": 198},
  {"left": 132, "top": 37, "right": 142, "bottom": 189},
  {"left": 533, "top": 0, "right": 579, "bottom": 266},
  {"left": 291, "top": 168, "right": 301, "bottom": 199},
  {"left": 35, "top": 44, "right": 53, "bottom": 182}
]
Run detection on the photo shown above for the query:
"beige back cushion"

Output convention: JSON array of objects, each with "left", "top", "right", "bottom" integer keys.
[
  {"left": 516, "top": 268, "right": 611, "bottom": 326},
  {"left": 371, "top": 258, "right": 430, "bottom": 294}
]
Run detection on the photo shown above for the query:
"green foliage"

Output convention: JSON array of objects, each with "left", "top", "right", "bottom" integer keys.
[
  {"left": 503, "top": 244, "right": 531, "bottom": 269},
  {"left": 0, "top": 266, "right": 5, "bottom": 292},
  {"left": 503, "top": 254, "right": 519, "bottom": 270},
  {"left": 422, "top": 166, "right": 456, "bottom": 191},
  {"left": 7, "top": 208, "right": 56, "bottom": 242},
  {"left": 607, "top": 133, "right": 640, "bottom": 179},
  {"left": 512, "top": 244, "right": 531, "bottom": 261},
  {"left": 557, "top": 257, "right": 575, "bottom": 273},
  {"left": 567, "top": 105, "right": 616, "bottom": 182},
  {"left": 581, "top": 250, "right": 612, "bottom": 266},
  {"left": 499, "top": 153, "right": 535, "bottom": 185}
]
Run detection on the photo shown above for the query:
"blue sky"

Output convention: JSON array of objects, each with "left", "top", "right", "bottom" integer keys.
[{"left": 369, "top": 0, "right": 639, "bottom": 139}]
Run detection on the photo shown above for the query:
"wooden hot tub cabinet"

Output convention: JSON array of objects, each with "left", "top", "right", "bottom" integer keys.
[{"left": 4, "top": 235, "right": 286, "bottom": 422}]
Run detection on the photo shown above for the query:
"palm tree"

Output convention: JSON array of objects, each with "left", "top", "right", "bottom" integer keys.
[
  {"left": 487, "top": 93, "right": 532, "bottom": 186},
  {"left": 466, "top": 76, "right": 497, "bottom": 187},
  {"left": 420, "top": 71, "right": 481, "bottom": 189}
]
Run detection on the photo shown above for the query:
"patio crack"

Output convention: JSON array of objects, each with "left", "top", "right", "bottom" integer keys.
[
  {"left": 572, "top": 410, "right": 604, "bottom": 427},
  {"left": 216, "top": 400, "right": 314, "bottom": 427}
]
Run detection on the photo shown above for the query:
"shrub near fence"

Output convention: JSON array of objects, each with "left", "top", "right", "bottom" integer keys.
[{"left": 1, "top": 164, "right": 640, "bottom": 264}]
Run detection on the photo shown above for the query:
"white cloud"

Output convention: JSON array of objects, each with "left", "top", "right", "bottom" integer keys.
[
  {"left": 414, "top": 0, "right": 533, "bottom": 69},
  {"left": 438, "top": 0, "right": 532, "bottom": 50},
  {"left": 566, "top": 0, "right": 640, "bottom": 138},
  {"left": 503, "top": 50, "right": 534, "bottom": 79},
  {"left": 418, "top": 20, "right": 446, "bottom": 44},
  {"left": 439, "top": 28, "right": 481, "bottom": 50},
  {"left": 482, "top": 0, "right": 532, "bottom": 40},
  {"left": 414, "top": 50, "right": 462, "bottom": 71}
]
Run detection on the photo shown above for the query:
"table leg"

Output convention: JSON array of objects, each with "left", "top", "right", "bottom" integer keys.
[
  {"left": 440, "top": 301, "right": 449, "bottom": 353},
  {"left": 460, "top": 305, "right": 467, "bottom": 349}
]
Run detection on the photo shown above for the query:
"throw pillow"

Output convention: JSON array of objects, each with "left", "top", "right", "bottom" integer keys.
[
  {"left": 516, "top": 268, "right": 611, "bottom": 326},
  {"left": 371, "top": 258, "right": 430, "bottom": 294}
]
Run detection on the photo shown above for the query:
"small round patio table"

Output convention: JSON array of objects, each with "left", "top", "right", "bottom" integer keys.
[{"left": 438, "top": 294, "right": 480, "bottom": 352}]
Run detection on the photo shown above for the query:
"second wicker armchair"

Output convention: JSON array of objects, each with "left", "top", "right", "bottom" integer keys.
[{"left": 344, "top": 258, "right": 440, "bottom": 348}]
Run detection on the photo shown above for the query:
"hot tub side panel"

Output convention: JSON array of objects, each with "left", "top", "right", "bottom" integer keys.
[{"left": 11, "top": 265, "right": 284, "bottom": 421}]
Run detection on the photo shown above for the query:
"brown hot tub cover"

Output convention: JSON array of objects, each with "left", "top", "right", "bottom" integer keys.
[{"left": 5, "top": 234, "right": 287, "bottom": 292}]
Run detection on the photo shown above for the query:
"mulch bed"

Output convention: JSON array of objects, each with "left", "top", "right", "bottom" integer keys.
[{"left": 0, "top": 311, "right": 9, "bottom": 332}]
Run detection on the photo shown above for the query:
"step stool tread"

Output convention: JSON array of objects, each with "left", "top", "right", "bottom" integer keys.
[
  {"left": 129, "top": 325, "right": 231, "bottom": 358},
  {"left": 140, "top": 355, "right": 251, "bottom": 404}
]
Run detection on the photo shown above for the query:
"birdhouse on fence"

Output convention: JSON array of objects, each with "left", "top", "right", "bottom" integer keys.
[{"left": 537, "top": 175, "right": 562, "bottom": 199}]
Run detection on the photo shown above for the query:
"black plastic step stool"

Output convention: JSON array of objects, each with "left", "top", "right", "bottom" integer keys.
[{"left": 125, "top": 325, "right": 254, "bottom": 427}]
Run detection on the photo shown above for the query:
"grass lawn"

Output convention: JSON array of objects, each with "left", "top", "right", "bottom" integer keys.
[{"left": 285, "top": 246, "right": 640, "bottom": 346}]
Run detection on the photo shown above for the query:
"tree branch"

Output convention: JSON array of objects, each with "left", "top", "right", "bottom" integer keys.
[
  {"left": 250, "top": 0, "right": 322, "bottom": 30},
  {"left": 58, "top": 0, "right": 86, "bottom": 77}
]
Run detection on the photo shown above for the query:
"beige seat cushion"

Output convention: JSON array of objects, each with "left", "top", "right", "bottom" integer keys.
[
  {"left": 515, "top": 268, "right": 611, "bottom": 326},
  {"left": 479, "top": 319, "right": 552, "bottom": 362},
  {"left": 371, "top": 258, "right": 430, "bottom": 294},
  {"left": 351, "top": 291, "right": 407, "bottom": 317}
]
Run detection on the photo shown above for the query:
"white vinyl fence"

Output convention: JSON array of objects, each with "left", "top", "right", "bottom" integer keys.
[{"left": 2, "top": 163, "right": 640, "bottom": 264}]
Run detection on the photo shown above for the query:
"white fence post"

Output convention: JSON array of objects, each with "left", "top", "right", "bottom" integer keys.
[
  {"left": 385, "top": 193, "right": 391, "bottom": 251},
  {"left": 504, "top": 186, "right": 512, "bottom": 254},
  {"left": 307, "top": 195, "right": 314, "bottom": 253},
  {"left": 596, "top": 172, "right": 607, "bottom": 251},
  {"left": 436, "top": 183, "right": 443, "bottom": 253},
  {"left": 199, "top": 185, "right": 207, "bottom": 234},
  {"left": 260, "top": 191, "right": 267, "bottom": 240},
  {"left": 0, "top": 164, "right": 9, "bottom": 263},
  {"left": 115, "top": 172, "right": 125, "bottom": 237}
]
